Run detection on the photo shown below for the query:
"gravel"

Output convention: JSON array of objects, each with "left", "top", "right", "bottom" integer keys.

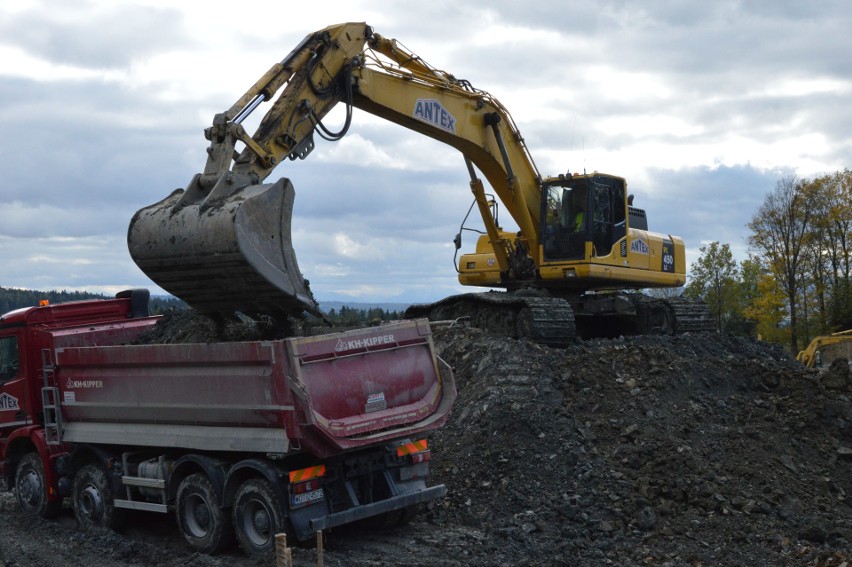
[{"left": 1, "top": 314, "right": 850, "bottom": 566}]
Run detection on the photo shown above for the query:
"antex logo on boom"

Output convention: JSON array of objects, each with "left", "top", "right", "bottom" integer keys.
[{"left": 413, "top": 99, "right": 456, "bottom": 134}]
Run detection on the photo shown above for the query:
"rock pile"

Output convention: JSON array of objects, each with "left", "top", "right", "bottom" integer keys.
[
  {"left": 1, "top": 312, "right": 849, "bottom": 566},
  {"left": 425, "top": 326, "right": 851, "bottom": 565}
]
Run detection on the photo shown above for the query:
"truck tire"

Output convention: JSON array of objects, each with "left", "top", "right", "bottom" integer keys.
[
  {"left": 72, "top": 464, "right": 126, "bottom": 530},
  {"left": 176, "top": 473, "right": 234, "bottom": 554},
  {"left": 232, "top": 478, "right": 288, "bottom": 556},
  {"left": 15, "top": 452, "right": 61, "bottom": 518}
]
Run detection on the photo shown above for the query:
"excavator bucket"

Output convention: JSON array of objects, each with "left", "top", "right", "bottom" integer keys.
[{"left": 128, "top": 175, "right": 322, "bottom": 320}]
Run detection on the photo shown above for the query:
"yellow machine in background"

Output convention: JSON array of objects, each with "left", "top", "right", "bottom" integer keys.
[
  {"left": 797, "top": 330, "right": 852, "bottom": 369},
  {"left": 128, "top": 22, "right": 711, "bottom": 344}
]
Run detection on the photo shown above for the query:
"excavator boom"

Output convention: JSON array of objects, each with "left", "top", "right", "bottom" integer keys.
[{"left": 128, "top": 22, "right": 542, "bottom": 320}]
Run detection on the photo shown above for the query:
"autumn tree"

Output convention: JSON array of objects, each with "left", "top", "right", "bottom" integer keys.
[
  {"left": 743, "top": 266, "right": 789, "bottom": 344},
  {"left": 724, "top": 254, "right": 765, "bottom": 336},
  {"left": 684, "top": 242, "right": 739, "bottom": 332},
  {"left": 748, "top": 175, "right": 813, "bottom": 353},
  {"left": 817, "top": 170, "right": 852, "bottom": 330}
]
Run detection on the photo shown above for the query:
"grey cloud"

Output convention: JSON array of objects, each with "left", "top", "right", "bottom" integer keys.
[
  {"left": 1, "top": 75, "right": 207, "bottom": 212},
  {"left": 0, "top": 3, "right": 189, "bottom": 69},
  {"left": 0, "top": 233, "right": 145, "bottom": 291},
  {"left": 2, "top": 2, "right": 849, "bottom": 303},
  {"left": 640, "top": 164, "right": 784, "bottom": 253}
]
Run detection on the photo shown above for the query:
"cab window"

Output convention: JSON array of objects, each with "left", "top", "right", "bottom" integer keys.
[
  {"left": 589, "top": 178, "right": 626, "bottom": 258},
  {"left": 542, "top": 184, "right": 588, "bottom": 260},
  {"left": 0, "top": 336, "right": 19, "bottom": 384}
]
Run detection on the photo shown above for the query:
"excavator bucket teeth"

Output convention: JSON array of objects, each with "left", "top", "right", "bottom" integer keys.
[{"left": 128, "top": 176, "right": 322, "bottom": 320}]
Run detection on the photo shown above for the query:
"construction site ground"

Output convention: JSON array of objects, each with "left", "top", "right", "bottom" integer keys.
[{"left": 1, "top": 314, "right": 850, "bottom": 566}]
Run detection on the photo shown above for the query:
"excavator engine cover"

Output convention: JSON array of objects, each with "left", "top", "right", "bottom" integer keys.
[{"left": 128, "top": 175, "right": 321, "bottom": 320}]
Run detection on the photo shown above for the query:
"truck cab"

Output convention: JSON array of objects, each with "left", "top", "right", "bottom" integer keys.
[{"left": 0, "top": 290, "right": 158, "bottom": 492}]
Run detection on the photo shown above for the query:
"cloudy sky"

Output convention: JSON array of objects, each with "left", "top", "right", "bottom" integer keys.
[{"left": 1, "top": 1, "right": 850, "bottom": 304}]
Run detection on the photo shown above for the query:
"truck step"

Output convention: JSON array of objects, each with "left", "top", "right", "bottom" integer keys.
[
  {"left": 114, "top": 499, "right": 168, "bottom": 513},
  {"left": 121, "top": 476, "right": 166, "bottom": 489}
]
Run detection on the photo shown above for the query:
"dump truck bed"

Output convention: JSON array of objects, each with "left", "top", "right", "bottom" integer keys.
[{"left": 54, "top": 319, "right": 455, "bottom": 459}]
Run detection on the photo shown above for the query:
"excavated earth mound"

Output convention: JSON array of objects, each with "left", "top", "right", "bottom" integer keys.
[
  {"left": 1, "top": 311, "right": 850, "bottom": 566},
  {"left": 424, "top": 326, "right": 851, "bottom": 566}
]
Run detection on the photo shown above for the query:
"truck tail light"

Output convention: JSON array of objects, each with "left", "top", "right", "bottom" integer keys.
[
  {"left": 291, "top": 478, "right": 321, "bottom": 495},
  {"left": 396, "top": 439, "right": 431, "bottom": 464},
  {"left": 288, "top": 464, "right": 326, "bottom": 493},
  {"left": 288, "top": 465, "right": 327, "bottom": 509}
]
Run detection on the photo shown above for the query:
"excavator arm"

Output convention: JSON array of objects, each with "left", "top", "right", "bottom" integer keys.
[
  {"left": 128, "top": 22, "right": 547, "bottom": 320},
  {"left": 797, "top": 330, "right": 852, "bottom": 368}
]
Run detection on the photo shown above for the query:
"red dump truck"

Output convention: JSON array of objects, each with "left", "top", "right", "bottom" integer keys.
[{"left": 0, "top": 290, "right": 455, "bottom": 556}]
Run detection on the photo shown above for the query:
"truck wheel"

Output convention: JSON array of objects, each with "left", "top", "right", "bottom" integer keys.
[
  {"left": 176, "top": 473, "right": 233, "bottom": 554},
  {"left": 232, "top": 478, "right": 288, "bottom": 556},
  {"left": 15, "top": 452, "right": 61, "bottom": 518},
  {"left": 73, "top": 464, "right": 126, "bottom": 530}
]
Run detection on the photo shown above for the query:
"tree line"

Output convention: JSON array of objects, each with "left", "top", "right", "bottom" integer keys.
[
  {"left": 0, "top": 287, "right": 401, "bottom": 327},
  {"left": 0, "top": 287, "right": 184, "bottom": 315},
  {"left": 684, "top": 169, "right": 851, "bottom": 353},
  {"left": 321, "top": 305, "right": 403, "bottom": 326}
]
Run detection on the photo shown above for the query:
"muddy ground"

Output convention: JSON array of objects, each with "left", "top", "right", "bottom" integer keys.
[{"left": 1, "top": 313, "right": 850, "bottom": 566}]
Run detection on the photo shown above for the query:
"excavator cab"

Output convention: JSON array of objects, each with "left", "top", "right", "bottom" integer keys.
[{"left": 541, "top": 174, "right": 626, "bottom": 262}]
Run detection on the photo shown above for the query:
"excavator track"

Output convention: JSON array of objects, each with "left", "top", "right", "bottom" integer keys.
[
  {"left": 409, "top": 292, "right": 713, "bottom": 347},
  {"left": 406, "top": 292, "right": 576, "bottom": 347},
  {"left": 667, "top": 298, "right": 715, "bottom": 333},
  {"left": 573, "top": 294, "right": 715, "bottom": 338}
]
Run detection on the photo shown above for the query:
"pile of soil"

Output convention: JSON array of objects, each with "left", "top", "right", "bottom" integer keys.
[
  {"left": 133, "top": 309, "right": 297, "bottom": 344},
  {"left": 424, "top": 326, "right": 851, "bottom": 565},
  {"left": 1, "top": 312, "right": 850, "bottom": 566}
]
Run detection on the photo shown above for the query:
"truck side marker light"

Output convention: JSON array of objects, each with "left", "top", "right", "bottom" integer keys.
[
  {"left": 397, "top": 439, "right": 431, "bottom": 463},
  {"left": 289, "top": 464, "right": 326, "bottom": 484}
]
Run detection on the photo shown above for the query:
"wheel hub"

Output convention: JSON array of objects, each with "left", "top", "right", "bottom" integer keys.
[
  {"left": 80, "top": 485, "right": 104, "bottom": 519},
  {"left": 191, "top": 499, "right": 211, "bottom": 531},
  {"left": 253, "top": 507, "right": 270, "bottom": 534},
  {"left": 19, "top": 471, "right": 39, "bottom": 505}
]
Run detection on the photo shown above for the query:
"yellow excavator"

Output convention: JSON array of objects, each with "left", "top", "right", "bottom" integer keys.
[
  {"left": 797, "top": 330, "right": 852, "bottom": 369},
  {"left": 128, "top": 22, "right": 712, "bottom": 345}
]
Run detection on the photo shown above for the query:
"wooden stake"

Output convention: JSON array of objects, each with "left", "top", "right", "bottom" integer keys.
[
  {"left": 317, "top": 530, "right": 324, "bottom": 567},
  {"left": 275, "top": 533, "right": 290, "bottom": 567}
]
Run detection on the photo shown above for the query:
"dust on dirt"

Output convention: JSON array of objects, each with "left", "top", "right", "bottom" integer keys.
[{"left": 1, "top": 311, "right": 850, "bottom": 566}]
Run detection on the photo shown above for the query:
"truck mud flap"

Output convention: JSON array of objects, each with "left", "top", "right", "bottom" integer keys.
[
  {"left": 128, "top": 174, "right": 321, "bottom": 320},
  {"left": 306, "top": 484, "right": 447, "bottom": 535}
]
